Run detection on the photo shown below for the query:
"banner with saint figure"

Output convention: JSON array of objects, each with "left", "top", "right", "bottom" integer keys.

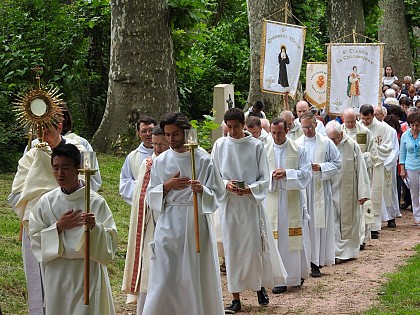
[
  {"left": 261, "top": 20, "right": 306, "bottom": 98},
  {"left": 327, "top": 44, "right": 383, "bottom": 115},
  {"left": 306, "top": 62, "right": 327, "bottom": 109}
]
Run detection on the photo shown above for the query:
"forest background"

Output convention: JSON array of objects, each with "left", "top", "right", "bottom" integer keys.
[{"left": 0, "top": 0, "right": 419, "bottom": 171}]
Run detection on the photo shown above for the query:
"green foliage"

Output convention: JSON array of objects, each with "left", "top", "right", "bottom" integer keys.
[
  {"left": 190, "top": 114, "right": 219, "bottom": 151},
  {"left": 0, "top": 0, "right": 110, "bottom": 166},
  {"left": 173, "top": 0, "right": 250, "bottom": 118}
]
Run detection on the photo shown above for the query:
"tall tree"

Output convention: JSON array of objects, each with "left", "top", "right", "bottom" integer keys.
[
  {"left": 378, "top": 0, "right": 413, "bottom": 78},
  {"left": 92, "top": 0, "right": 179, "bottom": 153},
  {"left": 327, "top": 0, "right": 365, "bottom": 43},
  {"left": 246, "top": 0, "right": 290, "bottom": 115}
]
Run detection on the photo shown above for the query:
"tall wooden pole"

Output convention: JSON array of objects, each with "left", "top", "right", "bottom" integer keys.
[{"left": 189, "top": 145, "right": 200, "bottom": 253}]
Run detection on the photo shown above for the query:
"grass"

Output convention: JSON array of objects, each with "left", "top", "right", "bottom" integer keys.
[
  {"left": 362, "top": 243, "right": 420, "bottom": 315},
  {"left": 1, "top": 153, "right": 420, "bottom": 314}
]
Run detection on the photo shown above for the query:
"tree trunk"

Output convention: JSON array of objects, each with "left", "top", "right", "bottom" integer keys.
[
  {"left": 246, "top": 0, "right": 291, "bottom": 116},
  {"left": 327, "top": 0, "right": 365, "bottom": 43},
  {"left": 378, "top": 0, "right": 413, "bottom": 80},
  {"left": 92, "top": 0, "right": 179, "bottom": 153}
]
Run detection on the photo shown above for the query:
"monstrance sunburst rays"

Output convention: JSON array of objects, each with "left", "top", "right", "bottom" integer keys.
[{"left": 13, "top": 84, "right": 65, "bottom": 136}]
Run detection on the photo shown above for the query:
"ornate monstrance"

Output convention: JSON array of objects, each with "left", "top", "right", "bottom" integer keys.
[{"left": 12, "top": 66, "right": 65, "bottom": 138}]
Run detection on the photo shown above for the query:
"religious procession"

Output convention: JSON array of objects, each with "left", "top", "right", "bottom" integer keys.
[{"left": 2, "top": 1, "right": 420, "bottom": 315}]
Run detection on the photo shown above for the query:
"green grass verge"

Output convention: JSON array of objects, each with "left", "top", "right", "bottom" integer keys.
[{"left": 362, "top": 243, "right": 420, "bottom": 315}]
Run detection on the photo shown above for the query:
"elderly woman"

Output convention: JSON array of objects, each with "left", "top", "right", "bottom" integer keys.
[{"left": 399, "top": 112, "right": 420, "bottom": 226}]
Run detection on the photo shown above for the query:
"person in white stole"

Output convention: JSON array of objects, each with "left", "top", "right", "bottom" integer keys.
[
  {"left": 295, "top": 101, "right": 327, "bottom": 136},
  {"left": 280, "top": 110, "right": 303, "bottom": 140},
  {"left": 382, "top": 115, "right": 401, "bottom": 225},
  {"left": 341, "top": 108, "right": 374, "bottom": 247},
  {"left": 119, "top": 116, "right": 157, "bottom": 205},
  {"left": 212, "top": 108, "right": 286, "bottom": 313},
  {"left": 296, "top": 112, "right": 341, "bottom": 277},
  {"left": 265, "top": 117, "right": 312, "bottom": 293},
  {"left": 359, "top": 105, "right": 393, "bottom": 239},
  {"left": 29, "top": 144, "right": 117, "bottom": 315},
  {"left": 326, "top": 121, "right": 370, "bottom": 260},
  {"left": 142, "top": 113, "right": 225, "bottom": 315},
  {"left": 122, "top": 126, "right": 170, "bottom": 313}
]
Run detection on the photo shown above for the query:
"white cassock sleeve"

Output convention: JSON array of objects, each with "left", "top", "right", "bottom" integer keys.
[
  {"left": 283, "top": 148, "right": 312, "bottom": 190},
  {"left": 319, "top": 140, "right": 341, "bottom": 180},
  {"left": 119, "top": 156, "right": 136, "bottom": 205}
]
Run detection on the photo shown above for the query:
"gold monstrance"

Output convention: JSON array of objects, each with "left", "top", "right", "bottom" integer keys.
[
  {"left": 13, "top": 67, "right": 65, "bottom": 241},
  {"left": 78, "top": 152, "right": 98, "bottom": 305},
  {"left": 184, "top": 128, "right": 200, "bottom": 253}
]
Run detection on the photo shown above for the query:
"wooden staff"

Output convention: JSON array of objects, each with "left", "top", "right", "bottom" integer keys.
[{"left": 189, "top": 144, "right": 200, "bottom": 253}]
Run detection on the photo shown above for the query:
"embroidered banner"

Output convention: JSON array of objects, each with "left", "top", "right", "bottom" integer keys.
[
  {"left": 306, "top": 62, "right": 327, "bottom": 109},
  {"left": 327, "top": 43, "right": 383, "bottom": 115},
  {"left": 261, "top": 20, "right": 306, "bottom": 98}
]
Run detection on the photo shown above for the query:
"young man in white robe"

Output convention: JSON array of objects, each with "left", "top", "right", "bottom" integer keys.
[
  {"left": 29, "top": 144, "right": 117, "bottom": 315},
  {"left": 245, "top": 115, "right": 274, "bottom": 151},
  {"left": 119, "top": 116, "right": 157, "bottom": 205},
  {"left": 8, "top": 122, "right": 85, "bottom": 315},
  {"left": 326, "top": 121, "right": 371, "bottom": 261},
  {"left": 122, "top": 126, "right": 170, "bottom": 313},
  {"left": 212, "top": 108, "right": 287, "bottom": 314},
  {"left": 359, "top": 104, "right": 393, "bottom": 240},
  {"left": 142, "top": 112, "right": 225, "bottom": 315},
  {"left": 265, "top": 117, "right": 312, "bottom": 293},
  {"left": 296, "top": 112, "right": 341, "bottom": 277}
]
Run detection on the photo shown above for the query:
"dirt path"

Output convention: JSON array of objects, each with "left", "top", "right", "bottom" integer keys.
[
  {"left": 220, "top": 208, "right": 420, "bottom": 315},
  {"left": 115, "top": 209, "right": 419, "bottom": 314}
]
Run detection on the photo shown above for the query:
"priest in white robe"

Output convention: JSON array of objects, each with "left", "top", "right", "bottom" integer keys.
[
  {"left": 295, "top": 101, "right": 326, "bottom": 136},
  {"left": 296, "top": 112, "right": 341, "bottom": 277},
  {"left": 359, "top": 105, "right": 393, "bottom": 239},
  {"left": 29, "top": 144, "right": 117, "bottom": 315},
  {"left": 212, "top": 108, "right": 286, "bottom": 314},
  {"left": 119, "top": 116, "right": 157, "bottom": 205},
  {"left": 326, "top": 121, "right": 370, "bottom": 261},
  {"left": 142, "top": 112, "right": 225, "bottom": 315},
  {"left": 280, "top": 110, "right": 303, "bottom": 140},
  {"left": 266, "top": 117, "right": 312, "bottom": 293},
  {"left": 122, "top": 126, "right": 170, "bottom": 313}
]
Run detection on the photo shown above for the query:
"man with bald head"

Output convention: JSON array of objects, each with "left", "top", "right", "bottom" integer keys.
[
  {"left": 326, "top": 121, "right": 370, "bottom": 261},
  {"left": 295, "top": 101, "right": 326, "bottom": 136},
  {"left": 280, "top": 110, "right": 303, "bottom": 140},
  {"left": 342, "top": 108, "right": 373, "bottom": 159}
]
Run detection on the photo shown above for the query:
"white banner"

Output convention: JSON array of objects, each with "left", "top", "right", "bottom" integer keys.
[
  {"left": 327, "top": 44, "right": 383, "bottom": 115},
  {"left": 261, "top": 20, "right": 306, "bottom": 98},
  {"left": 306, "top": 62, "right": 327, "bottom": 108}
]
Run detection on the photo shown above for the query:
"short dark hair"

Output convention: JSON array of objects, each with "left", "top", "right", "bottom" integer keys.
[
  {"left": 160, "top": 112, "right": 191, "bottom": 132},
  {"left": 136, "top": 116, "right": 157, "bottom": 131},
  {"left": 245, "top": 116, "right": 261, "bottom": 128},
  {"left": 152, "top": 125, "right": 164, "bottom": 136},
  {"left": 384, "top": 114, "right": 401, "bottom": 133},
  {"left": 360, "top": 104, "right": 374, "bottom": 116},
  {"left": 224, "top": 107, "right": 245, "bottom": 124},
  {"left": 271, "top": 117, "right": 287, "bottom": 130},
  {"left": 387, "top": 105, "right": 404, "bottom": 120},
  {"left": 51, "top": 144, "right": 81, "bottom": 167},
  {"left": 407, "top": 112, "right": 420, "bottom": 125},
  {"left": 399, "top": 96, "right": 412, "bottom": 106},
  {"left": 61, "top": 104, "right": 73, "bottom": 135},
  {"left": 253, "top": 100, "right": 264, "bottom": 110}
]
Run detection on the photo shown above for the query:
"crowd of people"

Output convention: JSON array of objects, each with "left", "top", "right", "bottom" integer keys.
[{"left": 7, "top": 69, "right": 420, "bottom": 314}]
